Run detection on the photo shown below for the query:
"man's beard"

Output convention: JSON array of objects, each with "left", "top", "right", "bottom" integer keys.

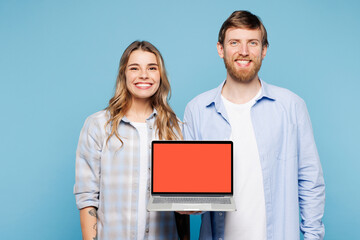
[{"left": 224, "top": 54, "right": 263, "bottom": 83}]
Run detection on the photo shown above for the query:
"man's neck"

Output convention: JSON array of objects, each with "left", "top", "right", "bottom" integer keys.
[{"left": 221, "top": 75, "right": 261, "bottom": 104}]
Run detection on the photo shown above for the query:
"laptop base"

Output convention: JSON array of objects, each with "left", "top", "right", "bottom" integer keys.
[{"left": 147, "top": 196, "right": 236, "bottom": 212}]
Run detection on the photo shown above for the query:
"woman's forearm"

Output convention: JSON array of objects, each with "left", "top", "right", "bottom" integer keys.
[{"left": 80, "top": 207, "right": 98, "bottom": 240}]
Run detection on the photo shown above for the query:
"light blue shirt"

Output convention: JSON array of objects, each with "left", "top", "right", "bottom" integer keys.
[{"left": 183, "top": 80, "right": 325, "bottom": 240}]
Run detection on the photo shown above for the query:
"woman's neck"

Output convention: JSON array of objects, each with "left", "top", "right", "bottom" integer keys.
[{"left": 126, "top": 99, "right": 153, "bottom": 123}]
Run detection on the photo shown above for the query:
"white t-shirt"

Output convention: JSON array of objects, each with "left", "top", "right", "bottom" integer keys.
[
  {"left": 131, "top": 122, "right": 150, "bottom": 240},
  {"left": 222, "top": 90, "right": 267, "bottom": 240}
]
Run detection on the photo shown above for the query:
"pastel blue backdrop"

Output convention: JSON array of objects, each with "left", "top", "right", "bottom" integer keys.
[{"left": 1, "top": 0, "right": 359, "bottom": 239}]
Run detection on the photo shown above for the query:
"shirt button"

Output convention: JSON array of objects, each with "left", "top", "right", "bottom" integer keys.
[
  {"left": 145, "top": 228, "right": 149, "bottom": 233},
  {"left": 149, "top": 125, "right": 153, "bottom": 129},
  {"left": 219, "top": 238, "right": 223, "bottom": 240},
  {"left": 219, "top": 212, "right": 223, "bottom": 216}
]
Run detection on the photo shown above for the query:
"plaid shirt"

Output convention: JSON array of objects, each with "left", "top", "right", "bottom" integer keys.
[{"left": 74, "top": 110, "right": 178, "bottom": 240}]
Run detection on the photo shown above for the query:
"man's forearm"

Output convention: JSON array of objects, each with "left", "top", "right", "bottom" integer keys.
[{"left": 80, "top": 206, "right": 98, "bottom": 240}]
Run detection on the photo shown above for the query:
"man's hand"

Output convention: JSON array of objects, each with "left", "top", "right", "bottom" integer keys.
[{"left": 176, "top": 211, "right": 203, "bottom": 215}]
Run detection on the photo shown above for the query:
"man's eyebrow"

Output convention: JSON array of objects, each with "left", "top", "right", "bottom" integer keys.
[{"left": 227, "top": 39, "right": 260, "bottom": 42}]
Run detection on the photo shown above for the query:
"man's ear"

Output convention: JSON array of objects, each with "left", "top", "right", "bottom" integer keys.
[
  {"left": 261, "top": 45, "right": 268, "bottom": 60},
  {"left": 217, "top": 42, "right": 224, "bottom": 59}
]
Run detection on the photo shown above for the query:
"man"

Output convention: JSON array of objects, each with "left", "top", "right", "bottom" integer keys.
[{"left": 183, "top": 10, "right": 325, "bottom": 240}]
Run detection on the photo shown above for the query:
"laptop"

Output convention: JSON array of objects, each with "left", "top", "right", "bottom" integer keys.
[{"left": 147, "top": 140, "right": 236, "bottom": 212}]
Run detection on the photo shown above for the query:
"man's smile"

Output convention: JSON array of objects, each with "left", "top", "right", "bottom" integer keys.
[{"left": 235, "top": 59, "right": 251, "bottom": 67}]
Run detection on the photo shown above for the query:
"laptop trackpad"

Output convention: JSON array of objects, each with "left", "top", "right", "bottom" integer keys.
[{"left": 173, "top": 204, "right": 211, "bottom": 211}]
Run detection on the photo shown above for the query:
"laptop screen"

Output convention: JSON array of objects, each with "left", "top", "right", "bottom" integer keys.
[{"left": 152, "top": 141, "right": 233, "bottom": 194}]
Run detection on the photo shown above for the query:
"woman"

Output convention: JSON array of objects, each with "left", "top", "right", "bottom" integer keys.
[{"left": 74, "top": 41, "right": 189, "bottom": 239}]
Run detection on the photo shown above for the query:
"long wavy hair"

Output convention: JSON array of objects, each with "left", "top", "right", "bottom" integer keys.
[{"left": 105, "top": 41, "right": 182, "bottom": 145}]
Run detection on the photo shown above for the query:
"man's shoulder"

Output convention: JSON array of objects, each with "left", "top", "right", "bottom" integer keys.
[
  {"left": 186, "top": 86, "right": 219, "bottom": 109},
  {"left": 264, "top": 82, "right": 305, "bottom": 105}
]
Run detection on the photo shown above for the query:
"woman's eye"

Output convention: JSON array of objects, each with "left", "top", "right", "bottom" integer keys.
[
  {"left": 129, "top": 67, "right": 138, "bottom": 71},
  {"left": 149, "top": 67, "right": 158, "bottom": 71}
]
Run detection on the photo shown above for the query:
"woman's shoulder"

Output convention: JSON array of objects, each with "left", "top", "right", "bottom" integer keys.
[
  {"left": 86, "top": 110, "right": 110, "bottom": 122},
  {"left": 82, "top": 110, "right": 111, "bottom": 132}
]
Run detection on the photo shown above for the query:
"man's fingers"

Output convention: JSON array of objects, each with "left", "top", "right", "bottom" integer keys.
[{"left": 176, "top": 211, "right": 202, "bottom": 215}]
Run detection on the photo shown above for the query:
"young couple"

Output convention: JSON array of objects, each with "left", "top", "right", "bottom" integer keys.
[{"left": 74, "top": 10, "right": 325, "bottom": 240}]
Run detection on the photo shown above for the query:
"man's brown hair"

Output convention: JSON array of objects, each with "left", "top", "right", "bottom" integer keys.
[{"left": 218, "top": 10, "right": 269, "bottom": 47}]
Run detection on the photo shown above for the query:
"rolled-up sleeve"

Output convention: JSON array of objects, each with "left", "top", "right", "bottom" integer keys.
[
  {"left": 74, "top": 116, "right": 103, "bottom": 210},
  {"left": 297, "top": 100, "right": 325, "bottom": 239}
]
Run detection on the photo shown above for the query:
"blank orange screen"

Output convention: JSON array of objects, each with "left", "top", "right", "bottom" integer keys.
[{"left": 153, "top": 143, "right": 232, "bottom": 193}]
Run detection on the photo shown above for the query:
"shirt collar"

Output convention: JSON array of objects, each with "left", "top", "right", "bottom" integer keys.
[
  {"left": 121, "top": 108, "right": 157, "bottom": 123},
  {"left": 206, "top": 79, "right": 276, "bottom": 110},
  {"left": 257, "top": 79, "right": 276, "bottom": 102}
]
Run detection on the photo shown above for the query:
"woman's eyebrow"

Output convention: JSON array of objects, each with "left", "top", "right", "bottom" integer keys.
[{"left": 127, "top": 63, "right": 139, "bottom": 67}]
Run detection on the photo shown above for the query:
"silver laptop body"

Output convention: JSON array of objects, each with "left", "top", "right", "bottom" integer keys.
[{"left": 147, "top": 140, "right": 236, "bottom": 212}]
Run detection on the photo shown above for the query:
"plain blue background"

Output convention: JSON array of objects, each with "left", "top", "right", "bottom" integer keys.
[{"left": 1, "top": 0, "right": 359, "bottom": 239}]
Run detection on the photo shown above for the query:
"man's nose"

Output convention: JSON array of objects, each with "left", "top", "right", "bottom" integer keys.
[{"left": 238, "top": 43, "right": 249, "bottom": 56}]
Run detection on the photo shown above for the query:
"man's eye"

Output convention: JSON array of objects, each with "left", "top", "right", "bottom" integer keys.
[
  {"left": 230, "top": 41, "right": 238, "bottom": 46},
  {"left": 249, "top": 41, "right": 258, "bottom": 46}
]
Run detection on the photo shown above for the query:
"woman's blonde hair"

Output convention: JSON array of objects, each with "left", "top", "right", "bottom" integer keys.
[{"left": 105, "top": 40, "right": 182, "bottom": 145}]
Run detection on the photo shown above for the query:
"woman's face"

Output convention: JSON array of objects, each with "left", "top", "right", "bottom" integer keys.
[{"left": 125, "top": 50, "right": 161, "bottom": 102}]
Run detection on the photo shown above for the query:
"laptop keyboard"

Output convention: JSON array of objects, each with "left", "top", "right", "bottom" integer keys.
[{"left": 153, "top": 197, "right": 231, "bottom": 204}]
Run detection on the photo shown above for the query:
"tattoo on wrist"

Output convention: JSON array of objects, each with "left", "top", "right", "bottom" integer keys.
[
  {"left": 88, "top": 208, "right": 98, "bottom": 239},
  {"left": 93, "top": 223, "right": 98, "bottom": 240},
  {"left": 93, "top": 223, "right": 97, "bottom": 240}
]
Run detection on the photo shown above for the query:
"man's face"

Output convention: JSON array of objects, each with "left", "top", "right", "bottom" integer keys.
[{"left": 217, "top": 28, "right": 267, "bottom": 83}]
